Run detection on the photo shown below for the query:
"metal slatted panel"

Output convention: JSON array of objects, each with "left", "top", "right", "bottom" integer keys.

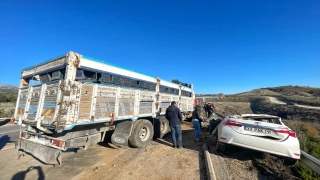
[
  {"left": 15, "top": 88, "right": 29, "bottom": 119},
  {"left": 27, "top": 86, "right": 42, "bottom": 120},
  {"left": 42, "top": 83, "right": 59, "bottom": 124},
  {"left": 118, "top": 89, "right": 135, "bottom": 117},
  {"left": 95, "top": 86, "right": 117, "bottom": 120}
]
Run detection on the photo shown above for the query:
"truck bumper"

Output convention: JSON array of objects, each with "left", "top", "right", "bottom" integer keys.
[{"left": 15, "top": 138, "right": 62, "bottom": 165}]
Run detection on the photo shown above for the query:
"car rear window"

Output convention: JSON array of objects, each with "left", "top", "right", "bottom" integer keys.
[{"left": 242, "top": 117, "right": 281, "bottom": 124}]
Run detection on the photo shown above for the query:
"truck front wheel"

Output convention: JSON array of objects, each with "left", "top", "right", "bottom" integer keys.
[{"left": 129, "top": 120, "right": 154, "bottom": 148}]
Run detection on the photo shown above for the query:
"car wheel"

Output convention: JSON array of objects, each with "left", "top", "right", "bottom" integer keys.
[
  {"left": 283, "top": 158, "right": 297, "bottom": 166},
  {"left": 216, "top": 141, "right": 227, "bottom": 153},
  {"left": 215, "top": 129, "right": 228, "bottom": 154}
]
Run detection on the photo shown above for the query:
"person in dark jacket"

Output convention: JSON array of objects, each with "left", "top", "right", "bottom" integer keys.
[
  {"left": 203, "top": 102, "right": 208, "bottom": 116},
  {"left": 207, "top": 103, "right": 213, "bottom": 118},
  {"left": 165, "top": 101, "right": 183, "bottom": 148},
  {"left": 192, "top": 105, "right": 204, "bottom": 142}
]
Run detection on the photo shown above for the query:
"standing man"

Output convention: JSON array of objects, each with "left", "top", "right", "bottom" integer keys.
[
  {"left": 165, "top": 101, "right": 183, "bottom": 148},
  {"left": 192, "top": 105, "right": 204, "bottom": 142},
  {"left": 203, "top": 102, "right": 208, "bottom": 117},
  {"left": 207, "top": 103, "right": 213, "bottom": 118}
]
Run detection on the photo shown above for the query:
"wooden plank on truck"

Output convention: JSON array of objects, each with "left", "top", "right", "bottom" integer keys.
[{"left": 78, "top": 84, "right": 94, "bottom": 121}]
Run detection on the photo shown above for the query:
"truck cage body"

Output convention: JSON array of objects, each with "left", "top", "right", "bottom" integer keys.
[
  {"left": 15, "top": 51, "right": 195, "bottom": 132},
  {"left": 14, "top": 51, "right": 195, "bottom": 164}
]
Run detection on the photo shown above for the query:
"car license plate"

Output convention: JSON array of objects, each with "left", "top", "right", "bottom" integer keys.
[{"left": 244, "top": 126, "right": 271, "bottom": 134}]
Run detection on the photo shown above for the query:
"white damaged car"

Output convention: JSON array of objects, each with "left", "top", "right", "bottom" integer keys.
[{"left": 211, "top": 114, "right": 300, "bottom": 160}]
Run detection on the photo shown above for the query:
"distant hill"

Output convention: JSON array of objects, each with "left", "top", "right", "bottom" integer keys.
[
  {"left": 0, "top": 84, "right": 18, "bottom": 93},
  {"left": 195, "top": 94, "right": 218, "bottom": 97},
  {"left": 233, "top": 86, "right": 320, "bottom": 97},
  {"left": 218, "top": 86, "right": 320, "bottom": 106},
  {"left": 0, "top": 84, "right": 18, "bottom": 102}
]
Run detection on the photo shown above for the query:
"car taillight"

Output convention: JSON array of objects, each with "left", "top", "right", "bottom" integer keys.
[
  {"left": 275, "top": 129, "right": 297, "bottom": 138},
  {"left": 289, "top": 130, "right": 297, "bottom": 138},
  {"left": 52, "top": 139, "right": 64, "bottom": 147},
  {"left": 224, "top": 120, "right": 243, "bottom": 127}
]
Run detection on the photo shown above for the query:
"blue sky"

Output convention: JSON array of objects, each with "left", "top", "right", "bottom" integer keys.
[{"left": 0, "top": 1, "right": 319, "bottom": 94}]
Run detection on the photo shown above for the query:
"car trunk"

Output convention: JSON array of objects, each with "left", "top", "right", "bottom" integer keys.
[{"left": 227, "top": 118, "right": 290, "bottom": 141}]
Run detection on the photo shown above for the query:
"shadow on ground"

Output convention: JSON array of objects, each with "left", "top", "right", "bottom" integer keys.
[
  {"left": 0, "top": 135, "right": 11, "bottom": 150},
  {"left": 0, "top": 119, "right": 10, "bottom": 126},
  {"left": 11, "top": 166, "right": 45, "bottom": 180}
]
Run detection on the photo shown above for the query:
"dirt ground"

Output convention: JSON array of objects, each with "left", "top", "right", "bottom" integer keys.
[
  {"left": 77, "top": 121, "right": 208, "bottom": 180},
  {"left": 75, "top": 101, "right": 277, "bottom": 180},
  {"left": 0, "top": 121, "right": 209, "bottom": 180},
  {"left": 0, "top": 119, "right": 271, "bottom": 180},
  {"left": 77, "top": 120, "right": 274, "bottom": 180},
  {"left": 1, "top": 102, "right": 297, "bottom": 180}
]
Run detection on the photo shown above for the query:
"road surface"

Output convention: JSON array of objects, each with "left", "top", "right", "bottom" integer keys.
[
  {"left": 0, "top": 124, "right": 22, "bottom": 150},
  {"left": 267, "top": 96, "right": 320, "bottom": 110}
]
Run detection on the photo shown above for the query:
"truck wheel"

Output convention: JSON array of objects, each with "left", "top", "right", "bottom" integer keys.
[
  {"left": 129, "top": 120, "right": 154, "bottom": 148},
  {"left": 153, "top": 116, "right": 170, "bottom": 139}
]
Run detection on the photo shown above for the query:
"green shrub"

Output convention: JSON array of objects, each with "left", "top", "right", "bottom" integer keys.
[
  {"left": 0, "top": 92, "right": 17, "bottom": 102},
  {"left": 286, "top": 123, "right": 320, "bottom": 179},
  {"left": 295, "top": 161, "right": 320, "bottom": 180}
]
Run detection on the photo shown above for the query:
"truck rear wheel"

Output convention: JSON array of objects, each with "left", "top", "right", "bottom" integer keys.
[
  {"left": 129, "top": 120, "right": 154, "bottom": 148},
  {"left": 153, "top": 116, "right": 170, "bottom": 138}
]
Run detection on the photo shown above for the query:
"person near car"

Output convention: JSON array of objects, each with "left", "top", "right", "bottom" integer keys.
[
  {"left": 207, "top": 103, "right": 213, "bottom": 118},
  {"left": 203, "top": 102, "right": 208, "bottom": 116},
  {"left": 209, "top": 103, "right": 216, "bottom": 117},
  {"left": 192, "top": 105, "right": 205, "bottom": 142},
  {"left": 165, "top": 101, "right": 183, "bottom": 148}
]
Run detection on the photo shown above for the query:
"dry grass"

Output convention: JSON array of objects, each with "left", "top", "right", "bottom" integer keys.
[
  {"left": 305, "top": 124, "right": 319, "bottom": 136},
  {"left": 213, "top": 102, "right": 253, "bottom": 116},
  {"left": 0, "top": 102, "right": 15, "bottom": 111},
  {"left": 0, "top": 102, "right": 15, "bottom": 118}
]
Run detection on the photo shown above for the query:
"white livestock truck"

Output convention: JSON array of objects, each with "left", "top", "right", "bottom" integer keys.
[{"left": 14, "top": 51, "right": 195, "bottom": 164}]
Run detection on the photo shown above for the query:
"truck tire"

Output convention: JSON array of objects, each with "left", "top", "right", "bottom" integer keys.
[
  {"left": 129, "top": 120, "right": 154, "bottom": 148},
  {"left": 153, "top": 116, "right": 170, "bottom": 139}
]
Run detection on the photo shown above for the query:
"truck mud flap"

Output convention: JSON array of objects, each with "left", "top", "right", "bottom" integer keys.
[
  {"left": 15, "top": 138, "right": 62, "bottom": 165},
  {"left": 111, "top": 121, "right": 133, "bottom": 147}
]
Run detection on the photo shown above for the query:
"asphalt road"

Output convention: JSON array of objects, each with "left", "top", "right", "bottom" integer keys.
[
  {"left": 267, "top": 96, "right": 320, "bottom": 110},
  {"left": 0, "top": 124, "right": 21, "bottom": 150}
]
